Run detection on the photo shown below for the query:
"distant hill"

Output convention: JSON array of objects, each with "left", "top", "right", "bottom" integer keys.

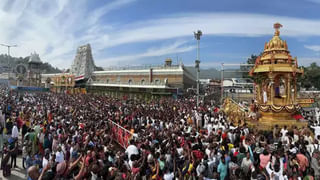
[
  {"left": 185, "top": 66, "right": 220, "bottom": 79},
  {"left": 185, "top": 66, "right": 245, "bottom": 80},
  {"left": 200, "top": 68, "right": 221, "bottom": 79},
  {"left": 94, "top": 66, "right": 104, "bottom": 71},
  {"left": 0, "top": 54, "right": 62, "bottom": 74}
]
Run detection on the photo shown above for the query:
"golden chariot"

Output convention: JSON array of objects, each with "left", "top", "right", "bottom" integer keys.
[{"left": 223, "top": 23, "right": 308, "bottom": 130}]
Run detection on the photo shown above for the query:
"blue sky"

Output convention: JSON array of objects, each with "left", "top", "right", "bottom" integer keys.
[{"left": 0, "top": 0, "right": 320, "bottom": 69}]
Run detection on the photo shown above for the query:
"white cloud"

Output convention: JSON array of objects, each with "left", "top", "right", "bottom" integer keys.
[
  {"left": 99, "top": 40, "right": 196, "bottom": 66},
  {"left": 90, "top": 13, "right": 320, "bottom": 67},
  {"left": 304, "top": 45, "right": 320, "bottom": 52},
  {"left": 0, "top": 0, "right": 136, "bottom": 68},
  {"left": 96, "top": 13, "right": 320, "bottom": 50},
  {"left": 88, "top": 0, "right": 136, "bottom": 25},
  {"left": 305, "top": 0, "right": 320, "bottom": 4},
  {"left": 1, "top": 0, "right": 320, "bottom": 68}
]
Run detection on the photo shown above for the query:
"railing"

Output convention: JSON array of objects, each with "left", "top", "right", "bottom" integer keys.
[
  {"left": 103, "top": 64, "right": 181, "bottom": 71},
  {"left": 107, "top": 119, "right": 137, "bottom": 149},
  {"left": 90, "top": 80, "right": 168, "bottom": 86},
  {"left": 228, "top": 97, "right": 248, "bottom": 112}
]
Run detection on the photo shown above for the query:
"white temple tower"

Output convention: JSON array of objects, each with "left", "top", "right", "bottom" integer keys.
[{"left": 70, "top": 44, "right": 95, "bottom": 80}]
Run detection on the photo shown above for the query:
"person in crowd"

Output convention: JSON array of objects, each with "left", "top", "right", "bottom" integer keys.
[
  {"left": 8, "top": 137, "right": 18, "bottom": 168},
  {"left": 217, "top": 157, "right": 228, "bottom": 180},
  {"left": 11, "top": 122, "right": 19, "bottom": 140},
  {"left": 241, "top": 152, "right": 253, "bottom": 178},
  {"left": 259, "top": 149, "right": 271, "bottom": 169},
  {"left": 0, "top": 86, "right": 319, "bottom": 179}
]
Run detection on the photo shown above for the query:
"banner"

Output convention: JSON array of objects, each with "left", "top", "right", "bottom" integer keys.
[
  {"left": 108, "top": 120, "right": 136, "bottom": 148},
  {"left": 297, "top": 98, "right": 315, "bottom": 108}
]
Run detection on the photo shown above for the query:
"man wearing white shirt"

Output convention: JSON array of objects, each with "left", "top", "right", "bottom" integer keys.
[
  {"left": 280, "top": 126, "right": 288, "bottom": 137},
  {"left": 315, "top": 107, "right": 320, "bottom": 124},
  {"left": 266, "top": 160, "right": 284, "bottom": 180},
  {"left": 11, "top": 123, "right": 19, "bottom": 140},
  {"left": 55, "top": 146, "right": 65, "bottom": 163},
  {"left": 125, "top": 139, "right": 139, "bottom": 160},
  {"left": 163, "top": 171, "right": 174, "bottom": 180},
  {"left": 281, "top": 134, "right": 290, "bottom": 146},
  {"left": 42, "top": 149, "right": 50, "bottom": 169},
  {"left": 207, "top": 123, "right": 213, "bottom": 136},
  {"left": 228, "top": 131, "right": 235, "bottom": 144},
  {"left": 310, "top": 124, "right": 320, "bottom": 140},
  {"left": 196, "top": 111, "right": 202, "bottom": 130},
  {"left": 306, "top": 141, "right": 317, "bottom": 156},
  {"left": 213, "top": 122, "right": 219, "bottom": 134}
]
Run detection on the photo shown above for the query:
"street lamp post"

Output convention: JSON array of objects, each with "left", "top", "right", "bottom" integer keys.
[
  {"left": 194, "top": 30, "right": 202, "bottom": 107},
  {"left": 0, "top": 44, "right": 17, "bottom": 116},
  {"left": 0, "top": 44, "right": 18, "bottom": 88}
]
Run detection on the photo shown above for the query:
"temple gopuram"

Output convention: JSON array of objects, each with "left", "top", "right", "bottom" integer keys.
[{"left": 249, "top": 23, "right": 307, "bottom": 129}]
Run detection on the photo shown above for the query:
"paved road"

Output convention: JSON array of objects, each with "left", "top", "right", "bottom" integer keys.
[
  {"left": 0, "top": 155, "right": 26, "bottom": 180},
  {"left": 0, "top": 133, "right": 27, "bottom": 180},
  {"left": 0, "top": 156, "right": 27, "bottom": 180}
]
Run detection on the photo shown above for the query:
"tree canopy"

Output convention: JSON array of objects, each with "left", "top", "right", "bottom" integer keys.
[
  {"left": 247, "top": 54, "right": 258, "bottom": 64},
  {"left": 299, "top": 62, "right": 320, "bottom": 90}
]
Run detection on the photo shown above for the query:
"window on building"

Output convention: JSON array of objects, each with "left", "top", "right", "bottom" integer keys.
[
  {"left": 141, "top": 79, "right": 145, "bottom": 85},
  {"left": 106, "top": 79, "right": 109, "bottom": 83},
  {"left": 117, "top": 76, "right": 120, "bottom": 83},
  {"left": 128, "top": 79, "right": 133, "bottom": 85},
  {"left": 155, "top": 79, "right": 161, "bottom": 85}
]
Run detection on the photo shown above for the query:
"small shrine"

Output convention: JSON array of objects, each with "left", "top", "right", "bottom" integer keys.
[{"left": 249, "top": 23, "right": 306, "bottom": 129}]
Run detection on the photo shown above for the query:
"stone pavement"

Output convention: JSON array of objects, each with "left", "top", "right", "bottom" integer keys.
[
  {"left": 0, "top": 155, "right": 27, "bottom": 180},
  {"left": 0, "top": 134, "right": 27, "bottom": 180}
]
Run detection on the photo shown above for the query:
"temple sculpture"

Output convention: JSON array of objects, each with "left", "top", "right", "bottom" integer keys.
[{"left": 249, "top": 23, "right": 306, "bottom": 129}]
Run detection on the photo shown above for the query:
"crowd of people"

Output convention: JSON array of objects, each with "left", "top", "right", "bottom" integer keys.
[{"left": 0, "top": 87, "right": 320, "bottom": 180}]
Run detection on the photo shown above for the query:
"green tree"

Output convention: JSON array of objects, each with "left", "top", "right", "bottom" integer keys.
[
  {"left": 247, "top": 54, "right": 258, "bottom": 64},
  {"left": 241, "top": 54, "right": 258, "bottom": 80},
  {"left": 299, "top": 62, "right": 320, "bottom": 90},
  {"left": 94, "top": 66, "right": 104, "bottom": 71}
]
